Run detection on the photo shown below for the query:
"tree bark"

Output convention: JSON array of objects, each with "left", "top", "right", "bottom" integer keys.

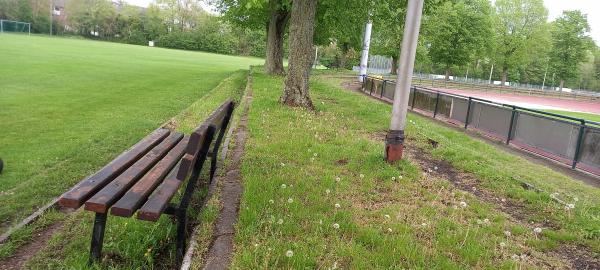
[
  {"left": 280, "top": 0, "right": 317, "bottom": 109},
  {"left": 339, "top": 42, "right": 349, "bottom": 69},
  {"left": 391, "top": 55, "right": 398, "bottom": 75},
  {"left": 445, "top": 69, "right": 451, "bottom": 81},
  {"left": 501, "top": 68, "right": 508, "bottom": 87},
  {"left": 559, "top": 79, "right": 565, "bottom": 91},
  {"left": 264, "top": 0, "right": 289, "bottom": 75}
]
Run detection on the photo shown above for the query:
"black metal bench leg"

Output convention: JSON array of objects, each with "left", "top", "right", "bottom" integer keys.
[
  {"left": 89, "top": 212, "right": 107, "bottom": 264},
  {"left": 175, "top": 209, "right": 187, "bottom": 265}
]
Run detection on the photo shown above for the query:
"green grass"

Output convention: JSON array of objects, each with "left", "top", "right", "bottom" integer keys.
[
  {"left": 229, "top": 70, "right": 600, "bottom": 269},
  {"left": 544, "top": 110, "right": 600, "bottom": 123},
  {"left": 23, "top": 70, "right": 250, "bottom": 269},
  {"left": 0, "top": 34, "right": 262, "bottom": 233}
]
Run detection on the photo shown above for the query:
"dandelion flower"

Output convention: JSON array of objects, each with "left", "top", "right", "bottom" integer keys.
[
  {"left": 459, "top": 201, "right": 467, "bottom": 208},
  {"left": 573, "top": 197, "right": 579, "bottom": 202},
  {"left": 533, "top": 227, "right": 542, "bottom": 234},
  {"left": 427, "top": 168, "right": 433, "bottom": 173},
  {"left": 387, "top": 228, "right": 393, "bottom": 232},
  {"left": 384, "top": 214, "right": 390, "bottom": 219},
  {"left": 325, "top": 189, "right": 331, "bottom": 194},
  {"left": 286, "top": 250, "right": 294, "bottom": 257},
  {"left": 499, "top": 242, "right": 506, "bottom": 248},
  {"left": 360, "top": 174, "right": 365, "bottom": 178},
  {"left": 504, "top": 230, "right": 512, "bottom": 237},
  {"left": 483, "top": 218, "right": 490, "bottom": 224},
  {"left": 277, "top": 219, "right": 283, "bottom": 225},
  {"left": 281, "top": 184, "right": 287, "bottom": 189},
  {"left": 288, "top": 198, "right": 294, "bottom": 203},
  {"left": 421, "top": 223, "right": 427, "bottom": 227},
  {"left": 476, "top": 219, "right": 483, "bottom": 225},
  {"left": 392, "top": 176, "right": 396, "bottom": 181},
  {"left": 335, "top": 177, "right": 341, "bottom": 182},
  {"left": 567, "top": 203, "right": 575, "bottom": 209},
  {"left": 399, "top": 175, "right": 403, "bottom": 179},
  {"left": 335, "top": 203, "right": 341, "bottom": 208},
  {"left": 333, "top": 223, "right": 340, "bottom": 229},
  {"left": 281, "top": 163, "right": 285, "bottom": 167},
  {"left": 269, "top": 199, "right": 274, "bottom": 204},
  {"left": 313, "top": 153, "right": 318, "bottom": 157}
]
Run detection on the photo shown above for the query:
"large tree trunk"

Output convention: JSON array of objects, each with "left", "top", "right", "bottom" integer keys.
[
  {"left": 445, "top": 69, "right": 451, "bottom": 81},
  {"left": 280, "top": 0, "right": 317, "bottom": 109},
  {"left": 264, "top": 0, "right": 289, "bottom": 75},
  {"left": 501, "top": 67, "right": 508, "bottom": 87},
  {"left": 391, "top": 55, "right": 398, "bottom": 75}
]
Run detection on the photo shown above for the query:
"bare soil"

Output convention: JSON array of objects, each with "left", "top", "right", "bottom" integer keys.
[{"left": 0, "top": 222, "right": 63, "bottom": 270}]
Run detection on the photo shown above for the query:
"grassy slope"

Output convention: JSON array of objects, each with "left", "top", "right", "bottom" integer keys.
[
  {"left": 22, "top": 70, "right": 249, "bottom": 269},
  {"left": 0, "top": 34, "right": 262, "bottom": 232},
  {"left": 231, "top": 71, "right": 600, "bottom": 269}
]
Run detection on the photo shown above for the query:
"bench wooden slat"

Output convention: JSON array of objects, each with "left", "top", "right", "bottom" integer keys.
[
  {"left": 138, "top": 126, "right": 211, "bottom": 221},
  {"left": 84, "top": 133, "right": 184, "bottom": 213},
  {"left": 136, "top": 169, "right": 184, "bottom": 221},
  {"left": 110, "top": 136, "right": 189, "bottom": 217},
  {"left": 59, "top": 129, "right": 170, "bottom": 209},
  {"left": 185, "top": 99, "right": 232, "bottom": 156}
]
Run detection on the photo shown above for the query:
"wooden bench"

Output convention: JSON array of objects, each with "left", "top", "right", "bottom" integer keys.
[{"left": 58, "top": 99, "right": 235, "bottom": 265}]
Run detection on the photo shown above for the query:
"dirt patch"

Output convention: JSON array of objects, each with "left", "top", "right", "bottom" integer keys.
[
  {"left": 201, "top": 87, "right": 252, "bottom": 270},
  {"left": 0, "top": 222, "right": 63, "bottom": 270},
  {"left": 552, "top": 245, "right": 600, "bottom": 270},
  {"left": 404, "top": 141, "right": 559, "bottom": 230}
]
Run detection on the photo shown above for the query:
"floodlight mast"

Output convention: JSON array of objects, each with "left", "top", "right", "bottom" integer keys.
[{"left": 385, "top": 0, "right": 424, "bottom": 163}]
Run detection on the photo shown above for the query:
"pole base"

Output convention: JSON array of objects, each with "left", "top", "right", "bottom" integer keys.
[{"left": 384, "top": 130, "right": 405, "bottom": 163}]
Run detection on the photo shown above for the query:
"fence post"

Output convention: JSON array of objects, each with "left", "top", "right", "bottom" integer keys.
[
  {"left": 369, "top": 77, "right": 374, "bottom": 95},
  {"left": 381, "top": 80, "right": 386, "bottom": 98},
  {"left": 464, "top": 97, "right": 472, "bottom": 129},
  {"left": 411, "top": 87, "right": 417, "bottom": 110},
  {"left": 361, "top": 75, "right": 366, "bottom": 91},
  {"left": 506, "top": 106, "right": 517, "bottom": 144},
  {"left": 572, "top": 120, "right": 586, "bottom": 169},
  {"left": 433, "top": 92, "right": 440, "bottom": 118}
]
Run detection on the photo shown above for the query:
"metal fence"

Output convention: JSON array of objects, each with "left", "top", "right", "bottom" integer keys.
[
  {"left": 409, "top": 73, "right": 600, "bottom": 100},
  {"left": 362, "top": 76, "right": 600, "bottom": 176}
]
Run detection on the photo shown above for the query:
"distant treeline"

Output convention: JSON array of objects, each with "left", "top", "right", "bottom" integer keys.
[{"left": 0, "top": 0, "right": 266, "bottom": 57}]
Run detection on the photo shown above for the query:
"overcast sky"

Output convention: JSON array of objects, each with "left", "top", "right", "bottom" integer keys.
[{"left": 125, "top": 0, "right": 600, "bottom": 43}]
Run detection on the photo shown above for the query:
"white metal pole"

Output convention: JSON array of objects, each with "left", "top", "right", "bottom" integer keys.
[
  {"left": 1, "top": 20, "right": 3, "bottom": 34},
  {"left": 488, "top": 64, "right": 494, "bottom": 84},
  {"left": 28, "top": 23, "right": 31, "bottom": 35},
  {"left": 358, "top": 20, "right": 372, "bottom": 82},
  {"left": 385, "top": 0, "right": 424, "bottom": 162}
]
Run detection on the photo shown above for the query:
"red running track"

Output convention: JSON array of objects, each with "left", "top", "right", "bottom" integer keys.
[{"left": 434, "top": 88, "right": 600, "bottom": 115}]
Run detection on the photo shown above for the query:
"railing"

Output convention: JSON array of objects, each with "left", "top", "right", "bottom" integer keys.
[
  {"left": 362, "top": 75, "right": 600, "bottom": 177},
  {"left": 407, "top": 73, "right": 600, "bottom": 100}
]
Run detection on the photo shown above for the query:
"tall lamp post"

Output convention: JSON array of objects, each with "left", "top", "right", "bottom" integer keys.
[{"left": 385, "top": 0, "right": 424, "bottom": 163}]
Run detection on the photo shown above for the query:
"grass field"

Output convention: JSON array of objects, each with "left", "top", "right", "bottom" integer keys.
[
  {"left": 0, "top": 33, "right": 262, "bottom": 233},
  {"left": 227, "top": 71, "right": 600, "bottom": 269},
  {"left": 545, "top": 110, "right": 600, "bottom": 123}
]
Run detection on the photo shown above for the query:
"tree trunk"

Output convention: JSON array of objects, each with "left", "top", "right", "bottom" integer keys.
[
  {"left": 559, "top": 80, "right": 565, "bottom": 91},
  {"left": 264, "top": 0, "right": 289, "bottom": 75},
  {"left": 339, "top": 42, "right": 349, "bottom": 69},
  {"left": 501, "top": 68, "right": 508, "bottom": 87},
  {"left": 391, "top": 55, "right": 398, "bottom": 75},
  {"left": 280, "top": 0, "right": 317, "bottom": 109},
  {"left": 445, "top": 69, "right": 451, "bottom": 81}
]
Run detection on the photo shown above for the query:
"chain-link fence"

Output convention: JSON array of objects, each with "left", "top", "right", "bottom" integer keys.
[{"left": 362, "top": 76, "right": 600, "bottom": 176}]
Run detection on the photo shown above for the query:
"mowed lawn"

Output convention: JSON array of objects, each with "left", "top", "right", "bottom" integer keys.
[{"left": 0, "top": 34, "right": 262, "bottom": 232}]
